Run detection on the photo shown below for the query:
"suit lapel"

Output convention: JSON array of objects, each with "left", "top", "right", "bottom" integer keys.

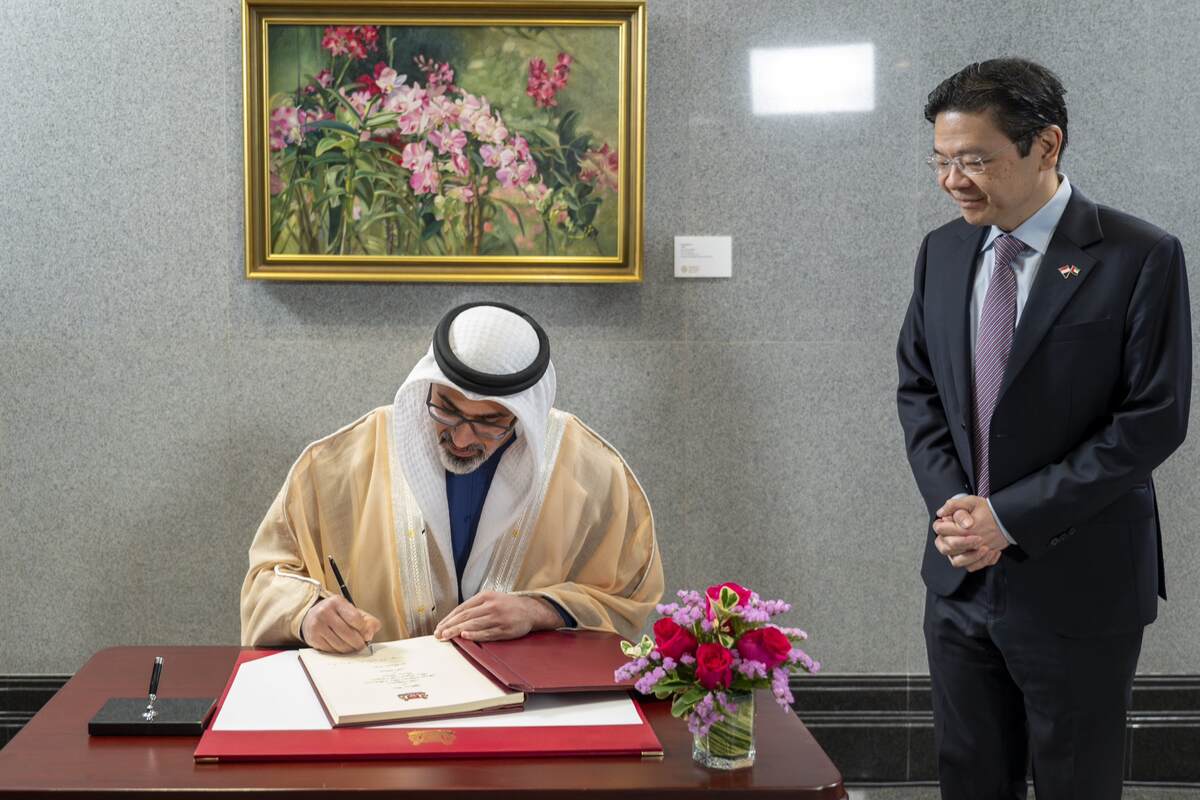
[{"left": 998, "top": 188, "right": 1103, "bottom": 400}]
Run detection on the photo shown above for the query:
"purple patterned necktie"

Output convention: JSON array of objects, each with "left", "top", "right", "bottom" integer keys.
[{"left": 972, "top": 233, "right": 1025, "bottom": 498}]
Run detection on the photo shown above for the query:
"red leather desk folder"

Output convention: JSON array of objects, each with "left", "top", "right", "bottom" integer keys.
[
  {"left": 454, "top": 629, "right": 635, "bottom": 692},
  {"left": 193, "top": 650, "right": 662, "bottom": 762}
]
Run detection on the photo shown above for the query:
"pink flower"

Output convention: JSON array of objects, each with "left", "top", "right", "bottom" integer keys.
[
  {"left": 456, "top": 93, "right": 491, "bottom": 129},
  {"left": 695, "top": 643, "right": 734, "bottom": 690},
  {"left": 425, "top": 95, "right": 459, "bottom": 127},
  {"left": 428, "top": 126, "right": 467, "bottom": 156},
  {"left": 343, "top": 89, "right": 373, "bottom": 116},
  {"left": 398, "top": 110, "right": 428, "bottom": 136},
  {"left": 498, "top": 159, "right": 537, "bottom": 188},
  {"left": 374, "top": 65, "right": 404, "bottom": 95},
  {"left": 736, "top": 626, "right": 792, "bottom": 669},
  {"left": 450, "top": 152, "right": 469, "bottom": 177},
  {"left": 269, "top": 106, "right": 304, "bottom": 150},
  {"left": 472, "top": 112, "right": 508, "bottom": 144},
  {"left": 705, "top": 581, "right": 752, "bottom": 620},
  {"left": 401, "top": 141, "right": 438, "bottom": 194},
  {"left": 383, "top": 82, "right": 427, "bottom": 116},
  {"left": 415, "top": 54, "right": 456, "bottom": 96},
  {"left": 400, "top": 140, "right": 430, "bottom": 170},
  {"left": 653, "top": 618, "right": 698, "bottom": 661},
  {"left": 579, "top": 143, "right": 619, "bottom": 191},
  {"left": 320, "top": 26, "right": 379, "bottom": 60},
  {"left": 480, "top": 144, "right": 516, "bottom": 169},
  {"left": 527, "top": 52, "right": 573, "bottom": 108},
  {"left": 511, "top": 134, "right": 530, "bottom": 161},
  {"left": 315, "top": 69, "right": 332, "bottom": 88}
]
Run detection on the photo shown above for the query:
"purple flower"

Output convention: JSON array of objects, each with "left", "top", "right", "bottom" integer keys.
[
  {"left": 736, "top": 658, "right": 768, "bottom": 679},
  {"left": 771, "top": 666, "right": 795, "bottom": 709},
  {"left": 634, "top": 665, "right": 668, "bottom": 695},
  {"left": 686, "top": 692, "right": 726, "bottom": 738}
]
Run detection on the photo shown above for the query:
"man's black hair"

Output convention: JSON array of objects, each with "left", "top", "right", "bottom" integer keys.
[{"left": 925, "top": 58, "right": 1068, "bottom": 163}]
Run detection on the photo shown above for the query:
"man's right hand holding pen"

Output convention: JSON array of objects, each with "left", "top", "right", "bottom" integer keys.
[{"left": 301, "top": 595, "right": 381, "bottom": 653}]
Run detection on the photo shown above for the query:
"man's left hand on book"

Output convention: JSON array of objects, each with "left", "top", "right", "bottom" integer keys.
[
  {"left": 301, "top": 596, "right": 382, "bottom": 653},
  {"left": 434, "top": 591, "right": 561, "bottom": 642}
]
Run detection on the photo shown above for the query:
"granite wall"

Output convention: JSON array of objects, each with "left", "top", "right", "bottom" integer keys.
[{"left": 2, "top": 0, "right": 1198, "bottom": 674}]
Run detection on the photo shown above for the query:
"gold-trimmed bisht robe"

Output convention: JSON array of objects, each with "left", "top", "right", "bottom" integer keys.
[{"left": 240, "top": 406, "right": 663, "bottom": 646}]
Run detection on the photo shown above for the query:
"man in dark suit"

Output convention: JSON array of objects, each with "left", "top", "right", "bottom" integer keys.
[{"left": 897, "top": 58, "right": 1191, "bottom": 800}]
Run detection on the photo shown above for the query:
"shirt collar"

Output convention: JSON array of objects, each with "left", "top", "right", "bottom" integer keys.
[{"left": 981, "top": 174, "right": 1073, "bottom": 256}]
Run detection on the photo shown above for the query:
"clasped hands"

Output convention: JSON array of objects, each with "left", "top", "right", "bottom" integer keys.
[
  {"left": 301, "top": 591, "right": 562, "bottom": 653},
  {"left": 933, "top": 496, "right": 1009, "bottom": 572}
]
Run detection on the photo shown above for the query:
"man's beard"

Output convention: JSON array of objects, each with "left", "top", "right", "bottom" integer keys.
[{"left": 436, "top": 429, "right": 487, "bottom": 474}]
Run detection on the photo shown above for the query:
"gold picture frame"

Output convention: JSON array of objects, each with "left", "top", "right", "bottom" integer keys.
[{"left": 242, "top": 0, "right": 646, "bottom": 283}]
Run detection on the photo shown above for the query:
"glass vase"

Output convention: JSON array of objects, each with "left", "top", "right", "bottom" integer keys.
[{"left": 691, "top": 690, "right": 756, "bottom": 769}]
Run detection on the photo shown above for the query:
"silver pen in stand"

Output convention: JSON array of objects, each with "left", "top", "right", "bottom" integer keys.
[{"left": 142, "top": 656, "right": 164, "bottom": 721}]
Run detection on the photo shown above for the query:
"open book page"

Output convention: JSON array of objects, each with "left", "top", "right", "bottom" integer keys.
[
  {"left": 212, "top": 651, "right": 642, "bottom": 731},
  {"left": 297, "top": 636, "right": 523, "bottom": 725}
]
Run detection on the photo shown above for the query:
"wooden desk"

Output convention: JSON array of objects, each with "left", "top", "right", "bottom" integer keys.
[{"left": 0, "top": 646, "right": 846, "bottom": 799}]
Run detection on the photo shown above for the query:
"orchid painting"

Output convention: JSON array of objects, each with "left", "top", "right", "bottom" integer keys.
[{"left": 254, "top": 17, "right": 634, "bottom": 276}]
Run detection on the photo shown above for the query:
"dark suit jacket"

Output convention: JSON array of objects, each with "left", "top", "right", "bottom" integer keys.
[{"left": 897, "top": 187, "right": 1191, "bottom": 636}]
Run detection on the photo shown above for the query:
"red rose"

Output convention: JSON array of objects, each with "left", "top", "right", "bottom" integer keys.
[
  {"left": 736, "top": 626, "right": 792, "bottom": 669},
  {"left": 695, "top": 643, "right": 735, "bottom": 690},
  {"left": 705, "top": 581, "right": 753, "bottom": 619},
  {"left": 653, "top": 618, "right": 698, "bottom": 661}
]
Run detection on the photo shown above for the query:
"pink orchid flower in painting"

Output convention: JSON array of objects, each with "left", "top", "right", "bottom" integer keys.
[
  {"left": 374, "top": 65, "right": 404, "bottom": 95},
  {"left": 343, "top": 89, "right": 373, "bottom": 117},
  {"left": 456, "top": 93, "right": 491, "bottom": 131},
  {"left": 415, "top": 55, "right": 456, "bottom": 97},
  {"left": 401, "top": 141, "right": 438, "bottom": 194},
  {"left": 382, "top": 83, "right": 427, "bottom": 117},
  {"left": 472, "top": 112, "right": 508, "bottom": 144},
  {"left": 511, "top": 134, "right": 530, "bottom": 161},
  {"left": 526, "top": 52, "right": 573, "bottom": 108},
  {"left": 429, "top": 127, "right": 467, "bottom": 156},
  {"left": 498, "top": 159, "right": 538, "bottom": 189},
  {"left": 480, "top": 144, "right": 517, "bottom": 169},
  {"left": 269, "top": 106, "right": 305, "bottom": 151},
  {"left": 579, "top": 143, "right": 620, "bottom": 191},
  {"left": 304, "top": 68, "right": 333, "bottom": 95},
  {"left": 320, "top": 25, "right": 378, "bottom": 60},
  {"left": 450, "top": 152, "right": 470, "bottom": 177},
  {"left": 425, "top": 95, "right": 460, "bottom": 128}
]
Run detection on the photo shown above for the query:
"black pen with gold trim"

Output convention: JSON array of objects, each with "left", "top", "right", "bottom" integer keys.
[{"left": 327, "top": 555, "right": 374, "bottom": 655}]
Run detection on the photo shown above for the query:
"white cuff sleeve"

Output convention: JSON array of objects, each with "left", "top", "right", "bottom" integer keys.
[{"left": 986, "top": 498, "right": 1017, "bottom": 545}]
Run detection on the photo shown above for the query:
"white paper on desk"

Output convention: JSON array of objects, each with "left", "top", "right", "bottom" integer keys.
[{"left": 212, "top": 651, "right": 643, "bottom": 731}]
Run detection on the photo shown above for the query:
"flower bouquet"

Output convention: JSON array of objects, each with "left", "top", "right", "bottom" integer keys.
[{"left": 615, "top": 582, "right": 820, "bottom": 769}]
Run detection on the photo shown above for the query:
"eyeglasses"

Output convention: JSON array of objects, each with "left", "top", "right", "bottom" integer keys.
[
  {"left": 926, "top": 140, "right": 1020, "bottom": 176},
  {"left": 426, "top": 386, "right": 516, "bottom": 441}
]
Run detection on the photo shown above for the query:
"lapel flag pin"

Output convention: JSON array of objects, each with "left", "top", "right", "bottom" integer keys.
[{"left": 1058, "top": 264, "right": 1081, "bottom": 279}]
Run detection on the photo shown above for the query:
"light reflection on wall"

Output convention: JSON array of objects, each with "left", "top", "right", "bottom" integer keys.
[{"left": 750, "top": 44, "right": 875, "bottom": 115}]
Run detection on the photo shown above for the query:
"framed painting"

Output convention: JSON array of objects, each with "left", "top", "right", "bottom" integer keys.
[{"left": 242, "top": 0, "right": 646, "bottom": 282}]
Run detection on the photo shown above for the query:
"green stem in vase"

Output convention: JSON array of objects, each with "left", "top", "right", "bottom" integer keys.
[{"left": 704, "top": 700, "right": 754, "bottom": 757}]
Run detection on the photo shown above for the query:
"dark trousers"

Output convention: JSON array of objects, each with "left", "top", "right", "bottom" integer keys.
[{"left": 923, "top": 560, "right": 1143, "bottom": 800}]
